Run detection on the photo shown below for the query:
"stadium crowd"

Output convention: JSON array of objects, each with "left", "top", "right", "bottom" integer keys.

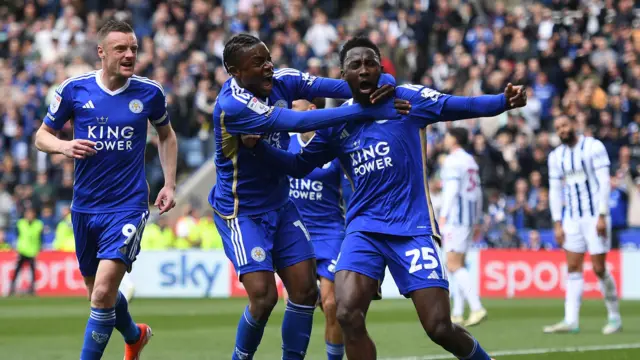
[{"left": 0, "top": 0, "right": 639, "bottom": 253}]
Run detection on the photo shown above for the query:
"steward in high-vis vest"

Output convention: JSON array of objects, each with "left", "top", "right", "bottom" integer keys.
[{"left": 9, "top": 207, "right": 43, "bottom": 296}]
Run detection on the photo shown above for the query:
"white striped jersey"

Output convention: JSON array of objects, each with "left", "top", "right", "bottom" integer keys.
[
  {"left": 439, "top": 148, "right": 482, "bottom": 226},
  {"left": 548, "top": 136, "right": 610, "bottom": 219}
]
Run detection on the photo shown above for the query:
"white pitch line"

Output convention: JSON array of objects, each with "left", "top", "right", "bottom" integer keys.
[{"left": 380, "top": 343, "right": 640, "bottom": 360}]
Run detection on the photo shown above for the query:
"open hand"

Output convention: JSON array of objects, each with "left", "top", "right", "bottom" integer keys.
[
  {"left": 393, "top": 98, "right": 411, "bottom": 115},
  {"left": 60, "top": 139, "right": 97, "bottom": 159},
  {"left": 504, "top": 83, "right": 527, "bottom": 109},
  {"left": 370, "top": 84, "right": 395, "bottom": 104},
  {"left": 241, "top": 134, "right": 261, "bottom": 149}
]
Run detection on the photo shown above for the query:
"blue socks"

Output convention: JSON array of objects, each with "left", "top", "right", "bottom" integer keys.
[
  {"left": 115, "top": 291, "right": 141, "bottom": 344},
  {"left": 232, "top": 306, "right": 266, "bottom": 360},
  {"left": 326, "top": 341, "right": 344, "bottom": 360},
  {"left": 282, "top": 300, "right": 315, "bottom": 360},
  {"left": 80, "top": 307, "right": 116, "bottom": 360},
  {"left": 458, "top": 338, "right": 491, "bottom": 360}
]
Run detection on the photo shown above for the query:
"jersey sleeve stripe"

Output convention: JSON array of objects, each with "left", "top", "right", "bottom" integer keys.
[
  {"left": 131, "top": 76, "right": 165, "bottom": 96},
  {"left": 230, "top": 80, "right": 251, "bottom": 104},
  {"left": 56, "top": 71, "right": 98, "bottom": 93},
  {"left": 151, "top": 112, "right": 168, "bottom": 125},
  {"left": 274, "top": 71, "right": 301, "bottom": 79},
  {"left": 274, "top": 68, "right": 300, "bottom": 75}
]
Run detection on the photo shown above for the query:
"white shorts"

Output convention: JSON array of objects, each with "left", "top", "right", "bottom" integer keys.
[
  {"left": 562, "top": 216, "right": 611, "bottom": 255},
  {"left": 442, "top": 225, "right": 472, "bottom": 253}
]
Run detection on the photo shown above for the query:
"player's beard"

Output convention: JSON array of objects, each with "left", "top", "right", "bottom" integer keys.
[{"left": 560, "top": 131, "right": 577, "bottom": 145}]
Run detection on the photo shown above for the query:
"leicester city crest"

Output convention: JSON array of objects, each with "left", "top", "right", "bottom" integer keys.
[{"left": 129, "top": 99, "right": 144, "bottom": 114}]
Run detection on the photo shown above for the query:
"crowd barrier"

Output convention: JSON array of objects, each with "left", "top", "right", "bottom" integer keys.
[{"left": 1, "top": 250, "right": 639, "bottom": 299}]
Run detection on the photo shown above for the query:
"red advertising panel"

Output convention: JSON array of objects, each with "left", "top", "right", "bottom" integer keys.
[
  {"left": 479, "top": 250, "right": 621, "bottom": 299},
  {"left": 229, "top": 263, "right": 286, "bottom": 298},
  {"left": 0, "top": 251, "right": 86, "bottom": 297}
]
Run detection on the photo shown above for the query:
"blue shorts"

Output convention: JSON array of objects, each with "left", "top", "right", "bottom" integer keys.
[
  {"left": 312, "top": 237, "right": 342, "bottom": 282},
  {"left": 214, "top": 200, "right": 315, "bottom": 277},
  {"left": 335, "top": 231, "right": 448, "bottom": 297},
  {"left": 72, "top": 210, "right": 149, "bottom": 277}
]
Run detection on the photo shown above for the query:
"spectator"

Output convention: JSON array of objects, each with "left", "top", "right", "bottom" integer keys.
[
  {"left": 610, "top": 174, "right": 629, "bottom": 249},
  {"left": 0, "top": 182, "right": 13, "bottom": 230},
  {"left": 8, "top": 207, "right": 42, "bottom": 296},
  {"left": 529, "top": 188, "right": 553, "bottom": 230}
]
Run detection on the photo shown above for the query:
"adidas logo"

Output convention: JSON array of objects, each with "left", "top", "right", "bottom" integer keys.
[
  {"left": 427, "top": 271, "right": 439, "bottom": 280},
  {"left": 340, "top": 129, "right": 349, "bottom": 139},
  {"left": 82, "top": 100, "right": 95, "bottom": 109}
]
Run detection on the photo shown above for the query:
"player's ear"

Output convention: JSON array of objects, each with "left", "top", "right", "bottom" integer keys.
[
  {"left": 309, "top": 104, "right": 317, "bottom": 110},
  {"left": 227, "top": 64, "right": 241, "bottom": 78},
  {"left": 97, "top": 44, "right": 105, "bottom": 59}
]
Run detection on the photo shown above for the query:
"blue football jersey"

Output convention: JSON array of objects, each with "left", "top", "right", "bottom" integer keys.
[
  {"left": 44, "top": 70, "right": 169, "bottom": 213},
  {"left": 288, "top": 134, "right": 350, "bottom": 240},
  {"left": 209, "top": 68, "right": 353, "bottom": 219},
  {"left": 254, "top": 85, "right": 455, "bottom": 238}
]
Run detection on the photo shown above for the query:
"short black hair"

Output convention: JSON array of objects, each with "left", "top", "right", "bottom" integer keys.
[
  {"left": 448, "top": 127, "right": 469, "bottom": 147},
  {"left": 97, "top": 19, "right": 134, "bottom": 43},
  {"left": 223, "top": 33, "right": 262, "bottom": 73},
  {"left": 339, "top": 36, "right": 381, "bottom": 68}
]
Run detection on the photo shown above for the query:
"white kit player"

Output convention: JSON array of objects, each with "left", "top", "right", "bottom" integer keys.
[
  {"left": 439, "top": 127, "right": 486, "bottom": 327},
  {"left": 544, "top": 115, "right": 622, "bottom": 334}
]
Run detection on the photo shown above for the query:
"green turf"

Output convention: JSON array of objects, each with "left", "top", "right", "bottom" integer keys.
[{"left": 0, "top": 297, "right": 638, "bottom": 359}]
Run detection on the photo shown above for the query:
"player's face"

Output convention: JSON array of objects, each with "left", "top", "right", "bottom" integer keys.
[
  {"left": 341, "top": 47, "right": 382, "bottom": 105},
  {"left": 443, "top": 133, "right": 455, "bottom": 151},
  {"left": 554, "top": 117, "right": 576, "bottom": 144},
  {"left": 232, "top": 42, "right": 274, "bottom": 98},
  {"left": 98, "top": 31, "right": 138, "bottom": 79}
]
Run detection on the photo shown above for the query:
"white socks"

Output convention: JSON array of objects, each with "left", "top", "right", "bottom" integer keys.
[
  {"left": 598, "top": 271, "right": 621, "bottom": 321},
  {"left": 450, "top": 270, "right": 465, "bottom": 317},
  {"left": 564, "top": 272, "right": 583, "bottom": 326},
  {"left": 453, "top": 268, "right": 483, "bottom": 312}
]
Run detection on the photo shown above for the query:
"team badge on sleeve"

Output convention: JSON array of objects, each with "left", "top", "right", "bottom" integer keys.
[
  {"left": 129, "top": 99, "right": 144, "bottom": 114},
  {"left": 49, "top": 93, "right": 62, "bottom": 114}
]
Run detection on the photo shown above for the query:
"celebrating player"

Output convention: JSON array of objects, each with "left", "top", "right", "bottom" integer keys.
[
  {"left": 288, "top": 98, "right": 353, "bottom": 360},
  {"left": 543, "top": 115, "right": 622, "bottom": 335},
  {"left": 34, "top": 20, "right": 178, "bottom": 359},
  {"left": 242, "top": 36, "right": 526, "bottom": 360},
  {"left": 210, "top": 34, "right": 406, "bottom": 360},
  {"left": 439, "top": 127, "right": 487, "bottom": 327}
]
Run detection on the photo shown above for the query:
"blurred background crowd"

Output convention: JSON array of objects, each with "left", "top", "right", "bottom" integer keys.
[{"left": 0, "top": 0, "right": 639, "bottom": 254}]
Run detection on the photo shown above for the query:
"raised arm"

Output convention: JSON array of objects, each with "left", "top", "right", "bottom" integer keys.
[
  {"left": 399, "top": 83, "right": 527, "bottom": 127},
  {"left": 224, "top": 97, "right": 399, "bottom": 135}
]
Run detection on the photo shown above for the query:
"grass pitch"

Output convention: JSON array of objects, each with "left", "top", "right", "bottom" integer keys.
[{"left": 0, "top": 297, "right": 638, "bottom": 359}]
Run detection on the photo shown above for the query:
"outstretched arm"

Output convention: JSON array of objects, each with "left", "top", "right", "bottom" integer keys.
[
  {"left": 225, "top": 98, "right": 399, "bottom": 134},
  {"left": 245, "top": 131, "right": 337, "bottom": 178},
  {"left": 403, "top": 83, "right": 527, "bottom": 127}
]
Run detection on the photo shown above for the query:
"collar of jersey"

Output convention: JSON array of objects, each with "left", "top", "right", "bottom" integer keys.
[{"left": 95, "top": 69, "right": 132, "bottom": 96}]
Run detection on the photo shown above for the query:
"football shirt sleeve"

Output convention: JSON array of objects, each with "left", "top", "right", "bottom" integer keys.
[
  {"left": 276, "top": 68, "right": 397, "bottom": 101},
  {"left": 221, "top": 97, "right": 394, "bottom": 134},
  {"left": 397, "top": 85, "right": 507, "bottom": 127},
  {"left": 252, "top": 129, "right": 337, "bottom": 178},
  {"left": 44, "top": 83, "right": 74, "bottom": 131},
  {"left": 148, "top": 85, "right": 170, "bottom": 127},
  {"left": 548, "top": 151, "right": 564, "bottom": 222}
]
